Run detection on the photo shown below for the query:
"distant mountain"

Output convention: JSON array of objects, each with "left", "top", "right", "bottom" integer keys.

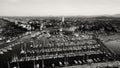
[
  {"left": 112, "top": 14, "right": 120, "bottom": 17},
  {"left": 96, "top": 14, "right": 120, "bottom": 17},
  {"left": 67, "top": 14, "right": 120, "bottom": 18}
]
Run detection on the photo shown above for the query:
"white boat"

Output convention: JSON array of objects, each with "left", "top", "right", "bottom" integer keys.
[
  {"left": 1, "top": 49, "right": 7, "bottom": 52},
  {"left": 0, "top": 51, "right": 4, "bottom": 54}
]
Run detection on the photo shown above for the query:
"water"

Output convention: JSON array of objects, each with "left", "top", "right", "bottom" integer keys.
[{"left": 105, "top": 40, "right": 120, "bottom": 55}]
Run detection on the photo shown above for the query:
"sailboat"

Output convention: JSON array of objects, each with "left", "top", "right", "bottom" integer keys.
[
  {"left": 0, "top": 51, "right": 4, "bottom": 54},
  {"left": 1, "top": 48, "right": 7, "bottom": 52},
  {"left": 20, "top": 44, "right": 26, "bottom": 54},
  {"left": 6, "top": 46, "right": 12, "bottom": 51}
]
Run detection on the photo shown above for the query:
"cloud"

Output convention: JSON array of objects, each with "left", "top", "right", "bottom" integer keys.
[
  {"left": 0, "top": 0, "right": 20, "bottom": 3},
  {"left": 0, "top": 0, "right": 120, "bottom": 16},
  {"left": 10, "top": 0, "right": 20, "bottom": 2}
]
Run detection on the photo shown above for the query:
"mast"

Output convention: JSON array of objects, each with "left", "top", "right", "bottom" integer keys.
[
  {"left": 34, "top": 59, "right": 36, "bottom": 68},
  {"left": 7, "top": 61, "right": 10, "bottom": 68},
  {"left": 20, "top": 44, "right": 24, "bottom": 54},
  {"left": 17, "top": 60, "right": 20, "bottom": 68},
  {"left": 41, "top": 39, "right": 45, "bottom": 68},
  {"left": 24, "top": 43, "right": 27, "bottom": 57},
  {"left": 42, "top": 58, "right": 44, "bottom": 68},
  {"left": 40, "top": 23, "right": 44, "bottom": 31},
  {"left": 20, "top": 43, "right": 27, "bottom": 54},
  {"left": 15, "top": 55, "right": 20, "bottom": 68}
]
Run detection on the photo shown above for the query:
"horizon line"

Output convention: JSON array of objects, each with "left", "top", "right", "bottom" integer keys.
[{"left": 0, "top": 14, "right": 120, "bottom": 17}]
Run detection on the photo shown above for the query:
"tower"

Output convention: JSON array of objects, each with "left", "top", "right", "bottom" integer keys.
[{"left": 62, "top": 16, "right": 65, "bottom": 23}]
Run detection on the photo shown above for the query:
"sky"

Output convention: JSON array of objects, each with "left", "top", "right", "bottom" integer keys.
[{"left": 0, "top": 0, "right": 120, "bottom": 16}]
